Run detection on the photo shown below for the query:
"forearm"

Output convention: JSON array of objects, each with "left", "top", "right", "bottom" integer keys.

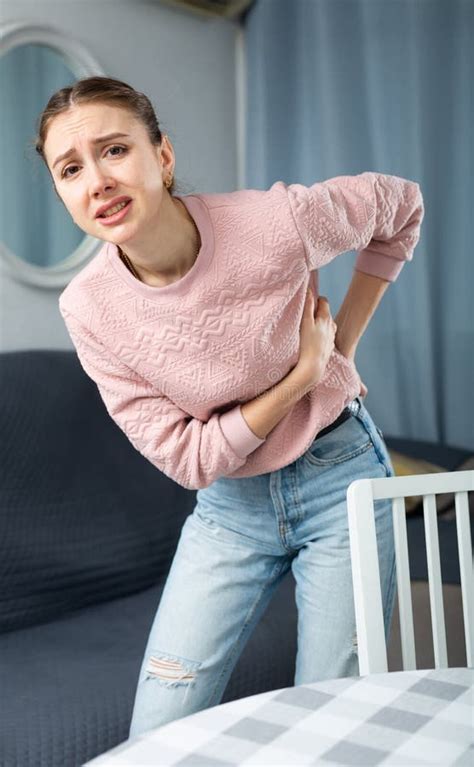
[
  {"left": 241, "top": 270, "right": 390, "bottom": 441},
  {"left": 334, "top": 270, "right": 390, "bottom": 357},
  {"left": 240, "top": 366, "right": 310, "bottom": 440}
]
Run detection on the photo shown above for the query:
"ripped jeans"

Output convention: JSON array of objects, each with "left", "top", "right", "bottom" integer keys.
[{"left": 128, "top": 397, "right": 396, "bottom": 739}]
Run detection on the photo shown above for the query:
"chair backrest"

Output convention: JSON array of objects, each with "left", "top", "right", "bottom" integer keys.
[{"left": 347, "top": 470, "right": 474, "bottom": 675}]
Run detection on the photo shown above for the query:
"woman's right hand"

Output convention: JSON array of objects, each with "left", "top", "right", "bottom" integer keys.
[{"left": 295, "top": 288, "right": 337, "bottom": 389}]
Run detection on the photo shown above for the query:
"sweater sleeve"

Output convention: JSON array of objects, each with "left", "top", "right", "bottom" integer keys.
[
  {"left": 286, "top": 171, "right": 425, "bottom": 282},
  {"left": 59, "top": 306, "right": 265, "bottom": 490}
]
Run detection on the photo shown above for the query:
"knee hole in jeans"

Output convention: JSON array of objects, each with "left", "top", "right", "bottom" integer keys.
[{"left": 144, "top": 653, "right": 201, "bottom": 688}]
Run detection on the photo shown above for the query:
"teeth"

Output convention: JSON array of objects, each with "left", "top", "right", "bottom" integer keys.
[{"left": 102, "top": 200, "right": 129, "bottom": 217}]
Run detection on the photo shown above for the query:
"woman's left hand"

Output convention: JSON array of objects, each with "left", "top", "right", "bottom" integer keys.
[{"left": 359, "top": 380, "right": 368, "bottom": 398}]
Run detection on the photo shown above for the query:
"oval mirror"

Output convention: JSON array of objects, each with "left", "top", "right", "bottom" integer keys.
[{"left": 0, "top": 22, "right": 107, "bottom": 288}]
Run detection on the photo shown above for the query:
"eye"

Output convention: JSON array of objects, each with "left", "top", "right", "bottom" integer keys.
[
  {"left": 61, "top": 145, "right": 128, "bottom": 178},
  {"left": 107, "top": 145, "right": 127, "bottom": 158},
  {"left": 62, "top": 164, "right": 79, "bottom": 179}
]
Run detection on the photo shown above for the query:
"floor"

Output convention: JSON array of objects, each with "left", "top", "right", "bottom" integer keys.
[{"left": 387, "top": 581, "right": 467, "bottom": 669}]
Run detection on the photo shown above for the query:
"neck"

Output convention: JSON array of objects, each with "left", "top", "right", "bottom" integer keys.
[{"left": 117, "top": 194, "right": 201, "bottom": 287}]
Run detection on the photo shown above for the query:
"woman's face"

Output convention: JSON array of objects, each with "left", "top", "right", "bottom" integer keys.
[{"left": 43, "top": 102, "right": 174, "bottom": 244}]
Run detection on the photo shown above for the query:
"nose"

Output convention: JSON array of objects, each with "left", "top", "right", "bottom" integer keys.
[{"left": 88, "top": 164, "right": 117, "bottom": 198}]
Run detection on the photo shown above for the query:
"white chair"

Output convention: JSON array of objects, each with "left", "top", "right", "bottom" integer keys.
[{"left": 347, "top": 470, "right": 474, "bottom": 674}]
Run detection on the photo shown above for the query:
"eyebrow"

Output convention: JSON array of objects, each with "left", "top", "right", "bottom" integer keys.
[{"left": 52, "top": 132, "right": 131, "bottom": 170}]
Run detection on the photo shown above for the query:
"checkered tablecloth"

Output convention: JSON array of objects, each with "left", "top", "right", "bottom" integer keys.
[{"left": 85, "top": 667, "right": 473, "bottom": 766}]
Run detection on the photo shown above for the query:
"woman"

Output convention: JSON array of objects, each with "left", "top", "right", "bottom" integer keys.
[{"left": 36, "top": 76, "right": 424, "bottom": 738}]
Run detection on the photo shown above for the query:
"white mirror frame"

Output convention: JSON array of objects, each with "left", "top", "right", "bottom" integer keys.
[{"left": 0, "top": 20, "right": 108, "bottom": 288}]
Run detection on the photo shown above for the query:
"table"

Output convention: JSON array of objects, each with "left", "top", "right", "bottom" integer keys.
[{"left": 85, "top": 667, "right": 473, "bottom": 766}]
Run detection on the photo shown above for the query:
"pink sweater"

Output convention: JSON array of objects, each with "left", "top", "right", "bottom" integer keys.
[{"left": 59, "top": 172, "right": 424, "bottom": 489}]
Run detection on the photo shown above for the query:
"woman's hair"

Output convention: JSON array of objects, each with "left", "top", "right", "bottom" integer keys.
[{"left": 34, "top": 75, "right": 177, "bottom": 195}]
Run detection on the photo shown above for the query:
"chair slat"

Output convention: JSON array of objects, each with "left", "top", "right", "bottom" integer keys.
[
  {"left": 347, "top": 479, "right": 387, "bottom": 675},
  {"left": 348, "top": 470, "right": 473, "bottom": 675},
  {"left": 392, "top": 497, "right": 416, "bottom": 670},
  {"left": 455, "top": 491, "right": 474, "bottom": 667},
  {"left": 370, "top": 470, "right": 474, "bottom": 501},
  {"left": 423, "top": 494, "right": 448, "bottom": 668}
]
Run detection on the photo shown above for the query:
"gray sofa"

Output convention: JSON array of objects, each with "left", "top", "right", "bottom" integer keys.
[{"left": 0, "top": 350, "right": 470, "bottom": 767}]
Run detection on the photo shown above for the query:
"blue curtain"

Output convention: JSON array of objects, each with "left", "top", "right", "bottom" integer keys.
[{"left": 244, "top": 0, "right": 473, "bottom": 451}]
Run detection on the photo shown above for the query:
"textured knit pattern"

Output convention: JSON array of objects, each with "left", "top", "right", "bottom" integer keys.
[{"left": 59, "top": 172, "right": 424, "bottom": 489}]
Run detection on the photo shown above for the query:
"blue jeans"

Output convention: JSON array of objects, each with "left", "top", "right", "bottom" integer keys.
[{"left": 128, "top": 396, "right": 396, "bottom": 738}]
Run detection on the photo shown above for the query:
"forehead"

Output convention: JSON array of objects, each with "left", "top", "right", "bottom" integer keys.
[{"left": 45, "top": 102, "right": 141, "bottom": 157}]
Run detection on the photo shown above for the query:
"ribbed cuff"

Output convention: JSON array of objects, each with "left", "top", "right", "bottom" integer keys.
[
  {"left": 355, "top": 249, "right": 405, "bottom": 282},
  {"left": 219, "top": 405, "right": 266, "bottom": 459}
]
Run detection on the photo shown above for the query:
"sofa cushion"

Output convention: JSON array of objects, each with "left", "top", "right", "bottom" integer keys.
[
  {"left": 0, "top": 571, "right": 297, "bottom": 767},
  {"left": 0, "top": 350, "right": 194, "bottom": 633}
]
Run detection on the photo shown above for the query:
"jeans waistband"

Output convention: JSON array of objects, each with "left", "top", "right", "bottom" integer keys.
[{"left": 313, "top": 398, "right": 361, "bottom": 441}]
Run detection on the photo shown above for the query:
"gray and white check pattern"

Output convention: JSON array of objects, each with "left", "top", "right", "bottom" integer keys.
[{"left": 85, "top": 668, "right": 473, "bottom": 766}]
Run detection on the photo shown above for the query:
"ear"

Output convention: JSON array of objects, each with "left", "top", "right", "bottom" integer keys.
[{"left": 159, "top": 134, "right": 175, "bottom": 179}]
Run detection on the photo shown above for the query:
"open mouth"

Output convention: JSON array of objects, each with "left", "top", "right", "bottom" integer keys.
[{"left": 98, "top": 199, "right": 132, "bottom": 223}]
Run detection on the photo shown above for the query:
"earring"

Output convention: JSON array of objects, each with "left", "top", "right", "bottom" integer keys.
[{"left": 164, "top": 175, "right": 173, "bottom": 188}]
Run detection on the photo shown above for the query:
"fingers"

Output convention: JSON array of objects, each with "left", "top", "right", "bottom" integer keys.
[
  {"left": 305, "top": 289, "right": 336, "bottom": 328},
  {"left": 315, "top": 294, "right": 331, "bottom": 318},
  {"left": 317, "top": 295, "right": 337, "bottom": 332},
  {"left": 306, "top": 289, "right": 328, "bottom": 307},
  {"left": 304, "top": 288, "right": 314, "bottom": 312}
]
